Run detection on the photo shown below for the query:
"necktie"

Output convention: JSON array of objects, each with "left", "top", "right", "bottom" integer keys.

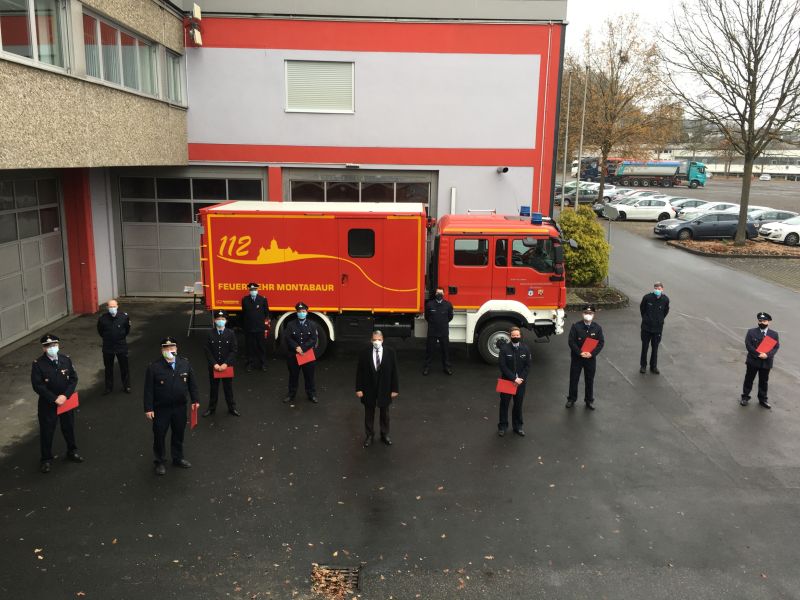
[
  {"left": 171, "top": 362, "right": 176, "bottom": 371},
  {"left": 375, "top": 348, "right": 381, "bottom": 369}
]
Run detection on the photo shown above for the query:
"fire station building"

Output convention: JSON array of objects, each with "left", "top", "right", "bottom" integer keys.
[{"left": 0, "top": 0, "right": 567, "bottom": 348}]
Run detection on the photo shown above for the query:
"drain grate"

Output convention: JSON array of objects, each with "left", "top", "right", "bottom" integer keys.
[{"left": 311, "top": 563, "right": 361, "bottom": 599}]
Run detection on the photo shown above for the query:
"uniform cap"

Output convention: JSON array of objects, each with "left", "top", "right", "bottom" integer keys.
[
  {"left": 295, "top": 302, "right": 309, "bottom": 311},
  {"left": 214, "top": 310, "right": 228, "bottom": 318},
  {"left": 757, "top": 312, "right": 772, "bottom": 321},
  {"left": 40, "top": 333, "right": 59, "bottom": 345},
  {"left": 582, "top": 304, "right": 596, "bottom": 313},
  {"left": 247, "top": 283, "right": 259, "bottom": 290},
  {"left": 160, "top": 336, "right": 179, "bottom": 346}
]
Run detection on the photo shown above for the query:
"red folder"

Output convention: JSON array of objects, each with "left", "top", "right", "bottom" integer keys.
[
  {"left": 190, "top": 404, "right": 198, "bottom": 429},
  {"left": 57, "top": 393, "right": 79, "bottom": 415},
  {"left": 213, "top": 366, "right": 234, "bottom": 379},
  {"left": 496, "top": 378, "right": 518, "bottom": 395},
  {"left": 296, "top": 349, "right": 316, "bottom": 366},
  {"left": 581, "top": 337, "right": 599, "bottom": 354},
  {"left": 756, "top": 335, "right": 777, "bottom": 354}
]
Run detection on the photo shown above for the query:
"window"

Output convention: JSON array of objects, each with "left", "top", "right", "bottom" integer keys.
[
  {"left": 192, "top": 179, "right": 226, "bottom": 200},
  {"left": 286, "top": 60, "right": 354, "bottom": 113},
  {"left": 156, "top": 178, "right": 190, "bottom": 199},
  {"left": 228, "top": 179, "right": 262, "bottom": 200},
  {"left": 120, "top": 177, "right": 155, "bottom": 199},
  {"left": 291, "top": 181, "right": 324, "bottom": 202},
  {"left": 99, "top": 20, "right": 120, "bottom": 83},
  {"left": 494, "top": 239, "right": 508, "bottom": 267},
  {"left": 327, "top": 182, "right": 358, "bottom": 203},
  {"left": 83, "top": 14, "right": 100, "bottom": 77},
  {"left": 0, "top": 0, "right": 65, "bottom": 67},
  {"left": 121, "top": 201, "right": 156, "bottom": 222},
  {"left": 348, "top": 229, "right": 374, "bottom": 258},
  {"left": 0, "top": 213, "right": 16, "bottom": 244},
  {"left": 454, "top": 239, "right": 489, "bottom": 267},
  {"left": 511, "top": 239, "right": 555, "bottom": 273},
  {"left": 166, "top": 50, "right": 184, "bottom": 104},
  {"left": 157, "top": 202, "right": 192, "bottom": 223}
]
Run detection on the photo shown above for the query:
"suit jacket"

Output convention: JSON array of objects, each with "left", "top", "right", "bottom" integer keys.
[
  {"left": 97, "top": 311, "right": 131, "bottom": 353},
  {"left": 568, "top": 321, "right": 605, "bottom": 359},
  {"left": 143, "top": 356, "right": 200, "bottom": 412},
  {"left": 424, "top": 299, "right": 453, "bottom": 337},
  {"left": 498, "top": 342, "right": 531, "bottom": 381},
  {"left": 240, "top": 294, "right": 270, "bottom": 333},
  {"left": 31, "top": 354, "right": 78, "bottom": 412},
  {"left": 745, "top": 327, "right": 780, "bottom": 369},
  {"left": 640, "top": 293, "right": 670, "bottom": 333},
  {"left": 355, "top": 345, "right": 399, "bottom": 408},
  {"left": 205, "top": 327, "right": 238, "bottom": 366}
]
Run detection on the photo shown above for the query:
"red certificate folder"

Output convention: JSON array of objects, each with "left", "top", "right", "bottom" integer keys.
[
  {"left": 190, "top": 404, "right": 198, "bottom": 429},
  {"left": 496, "top": 378, "right": 518, "bottom": 394},
  {"left": 756, "top": 335, "right": 777, "bottom": 354},
  {"left": 296, "top": 349, "right": 316, "bottom": 365},
  {"left": 581, "top": 337, "right": 599, "bottom": 354},
  {"left": 57, "top": 393, "right": 79, "bottom": 415},
  {"left": 213, "top": 366, "right": 234, "bottom": 379}
]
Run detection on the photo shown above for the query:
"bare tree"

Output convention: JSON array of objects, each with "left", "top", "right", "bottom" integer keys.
[{"left": 660, "top": 0, "right": 800, "bottom": 245}]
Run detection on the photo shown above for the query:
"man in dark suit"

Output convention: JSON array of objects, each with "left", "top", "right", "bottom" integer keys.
[
  {"left": 30, "top": 334, "right": 83, "bottom": 473},
  {"left": 566, "top": 304, "right": 605, "bottom": 410},
  {"left": 423, "top": 287, "right": 454, "bottom": 375},
  {"left": 241, "top": 282, "right": 270, "bottom": 372},
  {"left": 497, "top": 327, "right": 531, "bottom": 437},
  {"left": 356, "top": 330, "right": 399, "bottom": 447},
  {"left": 282, "top": 302, "right": 318, "bottom": 403},
  {"left": 143, "top": 337, "right": 200, "bottom": 476},
  {"left": 741, "top": 312, "right": 780, "bottom": 409},
  {"left": 96, "top": 298, "right": 131, "bottom": 393},
  {"left": 203, "top": 310, "right": 240, "bottom": 417},
  {"left": 639, "top": 281, "right": 669, "bottom": 374}
]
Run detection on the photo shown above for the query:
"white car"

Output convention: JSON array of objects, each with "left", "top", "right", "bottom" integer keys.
[
  {"left": 721, "top": 204, "right": 772, "bottom": 215},
  {"left": 678, "top": 201, "right": 738, "bottom": 219},
  {"left": 670, "top": 198, "right": 706, "bottom": 211},
  {"left": 759, "top": 174, "right": 771, "bottom": 181},
  {"left": 759, "top": 215, "right": 800, "bottom": 246},
  {"left": 615, "top": 197, "right": 676, "bottom": 222}
]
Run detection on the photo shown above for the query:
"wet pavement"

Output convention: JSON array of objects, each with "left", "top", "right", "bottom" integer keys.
[{"left": 1, "top": 227, "right": 799, "bottom": 599}]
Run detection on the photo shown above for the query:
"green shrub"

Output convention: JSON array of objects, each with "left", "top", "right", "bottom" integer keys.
[{"left": 557, "top": 206, "right": 610, "bottom": 286}]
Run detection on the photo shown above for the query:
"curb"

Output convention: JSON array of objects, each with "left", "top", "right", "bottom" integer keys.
[{"left": 665, "top": 240, "right": 800, "bottom": 259}]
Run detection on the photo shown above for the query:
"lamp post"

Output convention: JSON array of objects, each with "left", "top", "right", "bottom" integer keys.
[
  {"left": 560, "top": 72, "right": 572, "bottom": 213},
  {"left": 576, "top": 64, "right": 589, "bottom": 186}
]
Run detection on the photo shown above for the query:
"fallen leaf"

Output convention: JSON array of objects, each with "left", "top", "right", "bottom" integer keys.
[{"left": 484, "top": 555, "right": 494, "bottom": 560}]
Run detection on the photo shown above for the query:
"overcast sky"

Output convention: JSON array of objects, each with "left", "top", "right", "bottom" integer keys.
[{"left": 564, "top": 0, "right": 677, "bottom": 52}]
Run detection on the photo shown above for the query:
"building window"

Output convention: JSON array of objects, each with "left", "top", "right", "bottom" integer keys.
[
  {"left": 166, "top": 49, "right": 185, "bottom": 104},
  {"left": 0, "top": 0, "right": 65, "bottom": 67},
  {"left": 288, "top": 179, "right": 431, "bottom": 206},
  {"left": 285, "top": 60, "right": 354, "bottom": 113}
]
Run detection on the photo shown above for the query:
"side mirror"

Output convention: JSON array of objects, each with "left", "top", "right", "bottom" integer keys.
[{"left": 568, "top": 239, "right": 579, "bottom": 250}]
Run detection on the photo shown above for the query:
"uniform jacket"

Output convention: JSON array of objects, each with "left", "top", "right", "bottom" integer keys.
[
  {"left": 31, "top": 354, "right": 78, "bottom": 410},
  {"left": 498, "top": 342, "right": 532, "bottom": 382},
  {"left": 568, "top": 321, "right": 605, "bottom": 359},
  {"left": 745, "top": 327, "right": 780, "bottom": 369},
  {"left": 425, "top": 298, "right": 454, "bottom": 337},
  {"left": 204, "top": 327, "right": 238, "bottom": 366},
  {"left": 355, "top": 345, "right": 399, "bottom": 408},
  {"left": 640, "top": 293, "right": 670, "bottom": 333},
  {"left": 97, "top": 312, "right": 131, "bottom": 353},
  {"left": 283, "top": 318, "right": 318, "bottom": 355},
  {"left": 143, "top": 356, "right": 200, "bottom": 412},
  {"left": 240, "top": 294, "right": 270, "bottom": 333}
]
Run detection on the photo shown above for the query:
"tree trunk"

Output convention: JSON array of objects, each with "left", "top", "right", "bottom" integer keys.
[
  {"left": 734, "top": 158, "right": 754, "bottom": 246},
  {"left": 598, "top": 151, "right": 608, "bottom": 203}
]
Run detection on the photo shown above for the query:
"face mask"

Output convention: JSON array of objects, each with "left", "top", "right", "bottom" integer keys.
[
  {"left": 46, "top": 346, "right": 59, "bottom": 358},
  {"left": 583, "top": 314, "right": 594, "bottom": 323},
  {"left": 249, "top": 290, "right": 258, "bottom": 298},
  {"left": 511, "top": 337, "right": 521, "bottom": 345},
  {"left": 215, "top": 319, "right": 226, "bottom": 329},
  {"left": 758, "top": 323, "right": 768, "bottom": 330},
  {"left": 162, "top": 350, "right": 176, "bottom": 361},
  {"left": 109, "top": 307, "right": 118, "bottom": 316},
  {"left": 372, "top": 340, "right": 382, "bottom": 349},
  {"left": 297, "top": 311, "right": 307, "bottom": 320},
  {"left": 435, "top": 293, "right": 444, "bottom": 301},
  {"left": 653, "top": 289, "right": 662, "bottom": 297}
]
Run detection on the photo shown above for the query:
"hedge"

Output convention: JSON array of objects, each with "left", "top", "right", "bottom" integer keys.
[{"left": 557, "top": 206, "right": 610, "bottom": 286}]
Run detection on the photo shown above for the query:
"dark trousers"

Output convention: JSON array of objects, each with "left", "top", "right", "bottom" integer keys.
[
  {"left": 364, "top": 404, "right": 390, "bottom": 437},
  {"left": 103, "top": 352, "right": 130, "bottom": 391},
  {"left": 424, "top": 335, "right": 450, "bottom": 369},
  {"left": 742, "top": 365, "right": 771, "bottom": 401},
  {"left": 152, "top": 405, "right": 186, "bottom": 464},
  {"left": 38, "top": 408, "right": 77, "bottom": 462},
  {"left": 287, "top": 360, "right": 316, "bottom": 397},
  {"left": 640, "top": 330, "right": 662, "bottom": 368},
  {"left": 208, "top": 367, "right": 235, "bottom": 410},
  {"left": 568, "top": 357, "right": 597, "bottom": 403},
  {"left": 499, "top": 383, "right": 526, "bottom": 431},
  {"left": 245, "top": 332, "right": 267, "bottom": 368}
]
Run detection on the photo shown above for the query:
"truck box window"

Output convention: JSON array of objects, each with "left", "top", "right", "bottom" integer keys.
[
  {"left": 454, "top": 239, "right": 488, "bottom": 266},
  {"left": 348, "top": 229, "right": 374, "bottom": 258},
  {"left": 511, "top": 239, "right": 555, "bottom": 273}
]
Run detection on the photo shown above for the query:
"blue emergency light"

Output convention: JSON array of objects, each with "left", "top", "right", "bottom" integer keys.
[
  {"left": 530, "top": 212, "right": 543, "bottom": 225},
  {"left": 519, "top": 206, "right": 531, "bottom": 217}
]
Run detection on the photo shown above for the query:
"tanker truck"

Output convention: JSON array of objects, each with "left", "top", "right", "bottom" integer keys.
[{"left": 581, "top": 159, "right": 707, "bottom": 188}]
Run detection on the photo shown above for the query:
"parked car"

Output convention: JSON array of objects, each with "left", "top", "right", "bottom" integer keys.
[
  {"left": 721, "top": 204, "right": 773, "bottom": 215},
  {"left": 759, "top": 174, "right": 772, "bottom": 181},
  {"left": 678, "top": 201, "right": 738, "bottom": 219},
  {"left": 759, "top": 215, "right": 800, "bottom": 246},
  {"left": 748, "top": 209, "right": 799, "bottom": 227},
  {"left": 670, "top": 198, "right": 707, "bottom": 211},
  {"left": 615, "top": 197, "right": 676, "bottom": 221},
  {"left": 654, "top": 211, "right": 759, "bottom": 240}
]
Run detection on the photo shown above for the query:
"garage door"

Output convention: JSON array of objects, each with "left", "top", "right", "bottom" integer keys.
[{"left": 0, "top": 179, "right": 68, "bottom": 346}]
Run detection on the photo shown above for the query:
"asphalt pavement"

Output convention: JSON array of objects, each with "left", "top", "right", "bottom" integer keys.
[{"left": 1, "top": 227, "right": 799, "bottom": 599}]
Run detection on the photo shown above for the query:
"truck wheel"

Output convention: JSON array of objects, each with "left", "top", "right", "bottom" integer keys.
[
  {"left": 621, "top": 179, "right": 630, "bottom": 186},
  {"left": 632, "top": 179, "right": 640, "bottom": 186},
  {"left": 662, "top": 180, "right": 672, "bottom": 188},
  {"left": 785, "top": 232, "right": 799, "bottom": 246},
  {"left": 657, "top": 213, "right": 670, "bottom": 222},
  {"left": 477, "top": 320, "right": 515, "bottom": 364},
  {"left": 677, "top": 228, "right": 693, "bottom": 240},
  {"left": 312, "top": 319, "right": 330, "bottom": 358},
  {"left": 689, "top": 180, "right": 699, "bottom": 189},
  {"left": 641, "top": 179, "right": 650, "bottom": 187}
]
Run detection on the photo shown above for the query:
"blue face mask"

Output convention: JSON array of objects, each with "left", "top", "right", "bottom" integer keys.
[
  {"left": 108, "top": 307, "right": 118, "bottom": 316},
  {"left": 249, "top": 290, "right": 258, "bottom": 298},
  {"left": 215, "top": 319, "right": 226, "bottom": 329},
  {"left": 297, "top": 311, "right": 307, "bottom": 320},
  {"left": 653, "top": 289, "right": 662, "bottom": 297},
  {"left": 46, "top": 346, "right": 59, "bottom": 358}
]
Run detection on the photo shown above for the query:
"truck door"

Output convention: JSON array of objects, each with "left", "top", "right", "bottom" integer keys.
[
  {"left": 507, "top": 237, "right": 559, "bottom": 308},
  {"left": 338, "top": 219, "right": 384, "bottom": 310},
  {"left": 447, "top": 236, "right": 491, "bottom": 309},
  {"left": 491, "top": 238, "right": 510, "bottom": 299}
]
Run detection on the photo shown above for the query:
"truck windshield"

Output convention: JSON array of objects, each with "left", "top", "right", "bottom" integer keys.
[{"left": 511, "top": 238, "right": 555, "bottom": 273}]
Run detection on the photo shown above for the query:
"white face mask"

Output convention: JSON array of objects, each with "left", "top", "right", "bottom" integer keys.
[
  {"left": 108, "top": 307, "right": 118, "bottom": 316},
  {"left": 162, "top": 349, "right": 176, "bottom": 361},
  {"left": 583, "top": 313, "right": 594, "bottom": 323},
  {"left": 372, "top": 340, "right": 383, "bottom": 349},
  {"left": 46, "top": 345, "right": 59, "bottom": 358}
]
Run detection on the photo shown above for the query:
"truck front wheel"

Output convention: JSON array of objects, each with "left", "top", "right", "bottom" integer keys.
[
  {"left": 689, "top": 180, "right": 699, "bottom": 189},
  {"left": 477, "top": 320, "right": 516, "bottom": 364},
  {"left": 312, "top": 319, "right": 330, "bottom": 358}
]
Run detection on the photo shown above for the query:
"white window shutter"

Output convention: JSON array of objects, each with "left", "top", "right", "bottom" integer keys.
[{"left": 286, "top": 61, "right": 354, "bottom": 112}]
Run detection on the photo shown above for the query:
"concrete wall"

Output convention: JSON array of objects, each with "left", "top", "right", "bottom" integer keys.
[
  {"left": 83, "top": 0, "right": 185, "bottom": 53},
  {"left": 436, "top": 166, "right": 535, "bottom": 216}
]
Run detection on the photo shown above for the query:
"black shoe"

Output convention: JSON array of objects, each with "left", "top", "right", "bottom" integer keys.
[
  {"left": 173, "top": 459, "right": 192, "bottom": 468},
  {"left": 102, "top": 389, "right": 112, "bottom": 396},
  {"left": 202, "top": 409, "right": 215, "bottom": 417},
  {"left": 154, "top": 463, "right": 166, "bottom": 476},
  {"left": 422, "top": 367, "right": 430, "bottom": 376},
  {"left": 124, "top": 387, "right": 132, "bottom": 394},
  {"left": 650, "top": 367, "right": 660, "bottom": 375},
  {"left": 381, "top": 435, "right": 393, "bottom": 446},
  {"left": 585, "top": 402, "right": 595, "bottom": 410},
  {"left": 228, "top": 408, "right": 241, "bottom": 416},
  {"left": 40, "top": 461, "right": 51, "bottom": 474},
  {"left": 67, "top": 452, "right": 84, "bottom": 463},
  {"left": 565, "top": 400, "right": 575, "bottom": 408},
  {"left": 246, "top": 365, "right": 253, "bottom": 373},
  {"left": 309, "top": 396, "right": 319, "bottom": 404},
  {"left": 444, "top": 368, "right": 453, "bottom": 375},
  {"left": 498, "top": 429, "right": 506, "bottom": 437},
  {"left": 639, "top": 366, "right": 647, "bottom": 374},
  {"left": 282, "top": 396, "right": 295, "bottom": 404},
  {"left": 740, "top": 398, "right": 749, "bottom": 406},
  {"left": 513, "top": 429, "right": 525, "bottom": 437},
  {"left": 261, "top": 365, "right": 268, "bottom": 372},
  {"left": 363, "top": 435, "right": 374, "bottom": 448},
  {"left": 759, "top": 400, "right": 772, "bottom": 409}
]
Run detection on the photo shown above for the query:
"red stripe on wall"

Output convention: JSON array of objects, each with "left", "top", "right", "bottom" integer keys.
[
  {"left": 61, "top": 169, "right": 98, "bottom": 314},
  {"left": 267, "top": 166, "right": 283, "bottom": 201},
  {"left": 200, "top": 18, "right": 560, "bottom": 55},
  {"left": 189, "top": 144, "right": 537, "bottom": 167}
]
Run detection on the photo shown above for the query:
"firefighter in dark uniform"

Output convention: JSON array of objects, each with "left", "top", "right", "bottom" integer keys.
[
  {"left": 497, "top": 327, "right": 532, "bottom": 437},
  {"left": 639, "top": 282, "right": 669, "bottom": 374},
  {"left": 143, "top": 337, "right": 200, "bottom": 476},
  {"left": 566, "top": 304, "right": 605, "bottom": 410},
  {"left": 203, "top": 310, "right": 240, "bottom": 417},
  {"left": 96, "top": 298, "right": 131, "bottom": 394},
  {"left": 241, "top": 282, "right": 270, "bottom": 372},
  {"left": 30, "top": 334, "right": 84, "bottom": 473},
  {"left": 741, "top": 312, "right": 780, "bottom": 409},
  {"left": 423, "top": 287, "right": 454, "bottom": 375},
  {"left": 282, "top": 302, "right": 318, "bottom": 404}
]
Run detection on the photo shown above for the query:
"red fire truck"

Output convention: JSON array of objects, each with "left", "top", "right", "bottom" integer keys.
[{"left": 199, "top": 202, "right": 568, "bottom": 363}]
